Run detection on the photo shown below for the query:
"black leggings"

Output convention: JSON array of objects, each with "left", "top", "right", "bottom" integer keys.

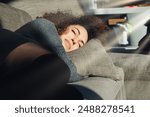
[{"left": 0, "top": 29, "right": 82, "bottom": 100}]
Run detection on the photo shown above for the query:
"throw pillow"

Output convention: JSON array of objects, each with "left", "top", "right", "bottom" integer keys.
[{"left": 68, "top": 39, "right": 123, "bottom": 81}]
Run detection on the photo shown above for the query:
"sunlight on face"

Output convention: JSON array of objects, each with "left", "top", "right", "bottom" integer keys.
[{"left": 60, "top": 25, "right": 88, "bottom": 52}]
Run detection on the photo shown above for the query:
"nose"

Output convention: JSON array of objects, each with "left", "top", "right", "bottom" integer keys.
[
  {"left": 72, "top": 38, "right": 80, "bottom": 46},
  {"left": 72, "top": 38, "right": 78, "bottom": 43}
]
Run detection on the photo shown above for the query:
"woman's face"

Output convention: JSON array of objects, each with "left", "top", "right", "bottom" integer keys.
[{"left": 60, "top": 25, "right": 88, "bottom": 52}]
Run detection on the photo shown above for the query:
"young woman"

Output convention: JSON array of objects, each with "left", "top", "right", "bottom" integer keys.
[
  {"left": 0, "top": 11, "right": 108, "bottom": 99},
  {"left": 15, "top": 11, "right": 108, "bottom": 82}
]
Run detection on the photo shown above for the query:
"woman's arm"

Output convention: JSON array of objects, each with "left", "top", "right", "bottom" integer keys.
[
  {"left": 15, "top": 18, "right": 81, "bottom": 82},
  {"left": 0, "top": 29, "right": 70, "bottom": 99}
]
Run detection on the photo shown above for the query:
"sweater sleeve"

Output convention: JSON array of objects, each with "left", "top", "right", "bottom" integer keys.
[{"left": 15, "top": 18, "right": 81, "bottom": 82}]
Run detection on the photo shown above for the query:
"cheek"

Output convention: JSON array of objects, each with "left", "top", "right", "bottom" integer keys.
[
  {"left": 60, "top": 33, "right": 69, "bottom": 42},
  {"left": 60, "top": 35, "right": 66, "bottom": 44},
  {"left": 60, "top": 36, "right": 66, "bottom": 47},
  {"left": 83, "top": 35, "right": 88, "bottom": 44}
]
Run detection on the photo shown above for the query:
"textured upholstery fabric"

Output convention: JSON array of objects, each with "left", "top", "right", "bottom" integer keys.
[
  {"left": 68, "top": 39, "right": 124, "bottom": 81},
  {"left": 125, "top": 80, "right": 150, "bottom": 100},
  {"left": 0, "top": 2, "right": 32, "bottom": 31},
  {"left": 9, "top": 0, "right": 84, "bottom": 19},
  {"left": 109, "top": 53, "right": 150, "bottom": 99},
  {"left": 70, "top": 76, "right": 125, "bottom": 100},
  {"left": 109, "top": 53, "right": 150, "bottom": 81}
]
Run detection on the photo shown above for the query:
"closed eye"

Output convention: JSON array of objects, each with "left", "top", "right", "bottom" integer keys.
[
  {"left": 72, "top": 27, "right": 80, "bottom": 36},
  {"left": 79, "top": 40, "right": 84, "bottom": 47},
  {"left": 71, "top": 29, "right": 76, "bottom": 35}
]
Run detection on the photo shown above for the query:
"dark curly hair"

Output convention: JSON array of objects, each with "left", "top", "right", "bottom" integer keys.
[{"left": 37, "top": 10, "right": 109, "bottom": 40}]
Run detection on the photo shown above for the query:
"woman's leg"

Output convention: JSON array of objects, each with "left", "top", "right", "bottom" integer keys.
[{"left": 0, "top": 29, "right": 71, "bottom": 99}]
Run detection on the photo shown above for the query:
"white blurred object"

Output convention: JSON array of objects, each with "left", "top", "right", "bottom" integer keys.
[{"left": 116, "top": 23, "right": 129, "bottom": 45}]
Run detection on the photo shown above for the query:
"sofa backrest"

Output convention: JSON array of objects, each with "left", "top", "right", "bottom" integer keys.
[
  {"left": 0, "top": 2, "right": 32, "bottom": 31},
  {"left": 9, "top": 0, "right": 84, "bottom": 19}
]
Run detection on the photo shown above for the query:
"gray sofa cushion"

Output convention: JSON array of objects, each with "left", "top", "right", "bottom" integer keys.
[
  {"left": 68, "top": 39, "right": 123, "bottom": 81},
  {"left": 9, "top": 0, "right": 84, "bottom": 19},
  {"left": 109, "top": 53, "right": 150, "bottom": 99},
  {"left": 109, "top": 53, "right": 150, "bottom": 81},
  {"left": 0, "top": 2, "right": 32, "bottom": 31},
  {"left": 71, "top": 77, "right": 124, "bottom": 100}
]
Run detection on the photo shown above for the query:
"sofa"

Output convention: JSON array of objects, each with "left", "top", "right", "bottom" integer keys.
[{"left": 0, "top": 0, "right": 149, "bottom": 100}]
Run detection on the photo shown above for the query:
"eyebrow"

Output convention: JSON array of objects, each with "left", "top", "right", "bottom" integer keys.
[{"left": 74, "top": 27, "right": 80, "bottom": 35}]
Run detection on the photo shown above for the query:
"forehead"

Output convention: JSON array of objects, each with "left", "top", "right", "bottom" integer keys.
[{"left": 69, "top": 24, "right": 86, "bottom": 31}]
